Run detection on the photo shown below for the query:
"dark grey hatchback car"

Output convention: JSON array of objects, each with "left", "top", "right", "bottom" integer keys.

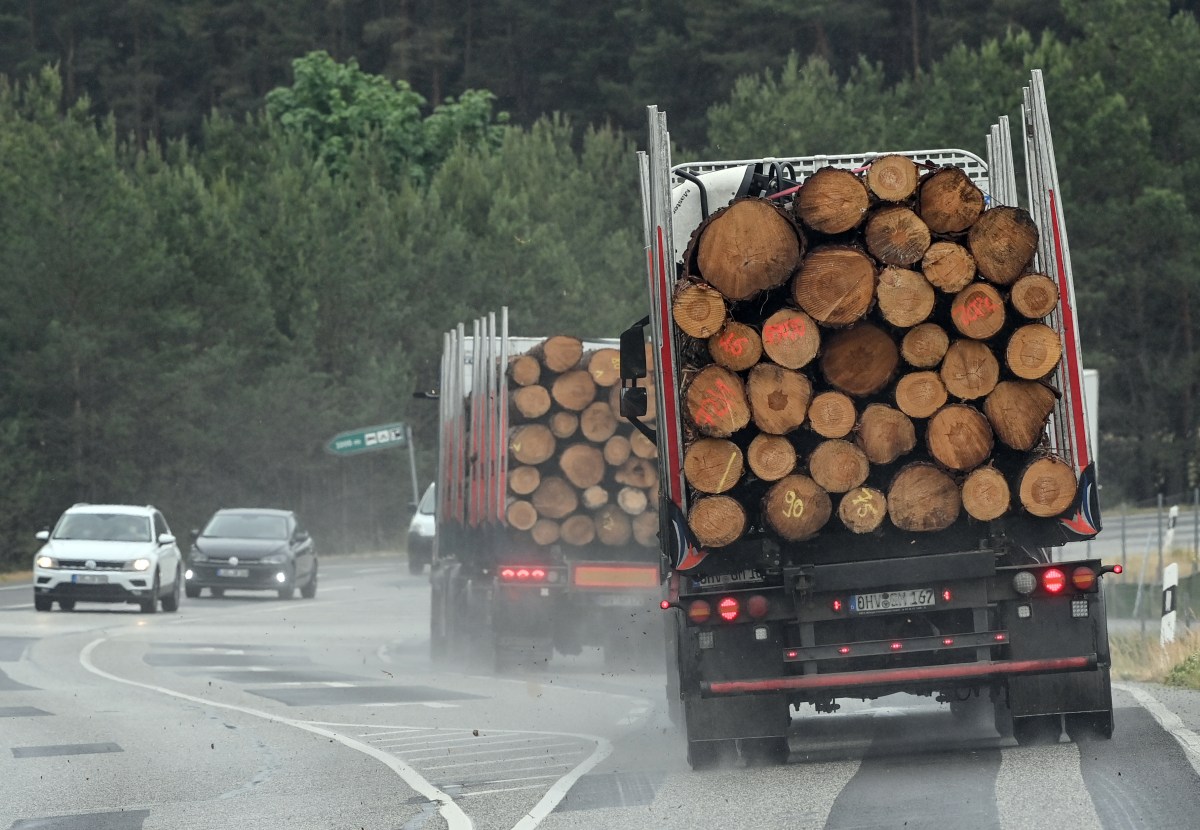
[{"left": 184, "top": 508, "right": 317, "bottom": 600}]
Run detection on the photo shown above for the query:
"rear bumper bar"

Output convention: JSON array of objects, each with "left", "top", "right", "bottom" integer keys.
[{"left": 702, "top": 655, "right": 1096, "bottom": 697}]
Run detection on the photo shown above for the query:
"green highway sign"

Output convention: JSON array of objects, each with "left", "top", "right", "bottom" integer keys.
[{"left": 326, "top": 422, "right": 409, "bottom": 456}]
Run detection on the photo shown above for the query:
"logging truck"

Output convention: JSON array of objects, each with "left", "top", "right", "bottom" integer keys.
[
  {"left": 621, "top": 70, "right": 1118, "bottom": 768},
  {"left": 428, "top": 313, "right": 662, "bottom": 669}
]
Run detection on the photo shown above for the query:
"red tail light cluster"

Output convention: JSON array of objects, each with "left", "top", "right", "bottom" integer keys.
[
  {"left": 1012, "top": 564, "right": 1108, "bottom": 596},
  {"left": 683, "top": 593, "right": 770, "bottom": 624},
  {"left": 1042, "top": 567, "right": 1066, "bottom": 594},
  {"left": 688, "top": 599, "right": 712, "bottom": 624},
  {"left": 499, "top": 566, "right": 547, "bottom": 582},
  {"left": 718, "top": 597, "right": 740, "bottom": 621}
]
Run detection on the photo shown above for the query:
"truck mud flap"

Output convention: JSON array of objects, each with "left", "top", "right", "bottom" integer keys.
[{"left": 684, "top": 693, "right": 788, "bottom": 742}]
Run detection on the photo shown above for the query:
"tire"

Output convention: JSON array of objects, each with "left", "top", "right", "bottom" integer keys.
[
  {"left": 140, "top": 573, "right": 160, "bottom": 614},
  {"left": 1012, "top": 715, "right": 1062, "bottom": 746},
  {"left": 301, "top": 564, "right": 318, "bottom": 599},
  {"left": 185, "top": 583, "right": 201, "bottom": 599},
  {"left": 58, "top": 599, "right": 76, "bottom": 611},
  {"left": 161, "top": 566, "right": 182, "bottom": 612},
  {"left": 209, "top": 587, "right": 224, "bottom": 598},
  {"left": 34, "top": 595, "right": 52, "bottom": 612}
]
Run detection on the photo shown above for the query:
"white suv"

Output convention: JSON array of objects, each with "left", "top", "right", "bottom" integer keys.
[{"left": 33, "top": 504, "right": 184, "bottom": 613}]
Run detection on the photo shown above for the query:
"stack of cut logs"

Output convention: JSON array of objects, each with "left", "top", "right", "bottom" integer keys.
[
  {"left": 506, "top": 335, "right": 659, "bottom": 549},
  {"left": 675, "top": 158, "right": 1077, "bottom": 548}
]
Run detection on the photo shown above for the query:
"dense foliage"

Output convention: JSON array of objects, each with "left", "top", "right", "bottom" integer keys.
[{"left": 0, "top": 0, "right": 1199, "bottom": 569}]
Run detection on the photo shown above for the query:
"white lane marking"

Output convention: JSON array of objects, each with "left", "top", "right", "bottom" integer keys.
[
  {"left": 0, "top": 583, "right": 30, "bottom": 592},
  {"left": 509, "top": 733, "right": 612, "bottom": 830},
  {"left": 414, "top": 742, "right": 585, "bottom": 763},
  {"left": 370, "top": 701, "right": 460, "bottom": 709},
  {"left": 80, "top": 638, "right": 473, "bottom": 830},
  {"left": 319, "top": 585, "right": 355, "bottom": 592},
  {"left": 3, "top": 603, "right": 34, "bottom": 610},
  {"left": 1115, "top": 681, "right": 1200, "bottom": 779},
  {"left": 386, "top": 735, "right": 579, "bottom": 753},
  {"left": 460, "top": 784, "right": 546, "bottom": 797},
  {"left": 422, "top": 750, "right": 585, "bottom": 771},
  {"left": 350, "top": 567, "right": 398, "bottom": 575}
]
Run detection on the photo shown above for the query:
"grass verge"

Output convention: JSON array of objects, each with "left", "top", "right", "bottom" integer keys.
[
  {"left": 0, "top": 569, "right": 30, "bottom": 585},
  {"left": 1111, "top": 628, "right": 1200, "bottom": 689}
]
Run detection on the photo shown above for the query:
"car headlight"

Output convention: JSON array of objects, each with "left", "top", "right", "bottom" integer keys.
[
  {"left": 128, "top": 558, "right": 153, "bottom": 572},
  {"left": 261, "top": 553, "right": 289, "bottom": 565},
  {"left": 35, "top": 555, "right": 58, "bottom": 569}
]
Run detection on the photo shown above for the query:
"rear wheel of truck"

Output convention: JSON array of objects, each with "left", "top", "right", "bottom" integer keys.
[{"left": 1012, "top": 714, "right": 1062, "bottom": 746}]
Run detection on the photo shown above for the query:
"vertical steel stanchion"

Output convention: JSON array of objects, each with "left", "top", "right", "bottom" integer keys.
[
  {"left": 1193, "top": 487, "right": 1199, "bottom": 579},
  {"left": 1120, "top": 503, "right": 1127, "bottom": 570},
  {"left": 1158, "top": 493, "right": 1165, "bottom": 592}
]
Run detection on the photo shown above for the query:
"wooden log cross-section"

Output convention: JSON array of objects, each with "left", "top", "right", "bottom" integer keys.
[
  {"left": 968, "top": 206, "right": 1039, "bottom": 286},
  {"left": 694, "top": 198, "right": 804, "bottom": 300},
  {"left": 865, "top": 154, "right": 919, "bottom": 203},
  {"left": 838, "top": 486, "right": 888, "bottom": 534},
  {"left": 761, "top": 308, "right": 820, "bottom": 370},
  {"left": 747, "top": 433, "right": 797, "bottom": 481},
  {"left": 673, "top": 281, "right": 727, "bottom": 338},
  {"left": 888, "top": 463, "right": 961, "bottom": 532},
  {"left": 983, "top": 380, "right": 1057, "bottom": 451},
  {"left": 795, "top": 167, "right": 870, "bottom": 234},
  {"left": 877, "top": 267, "right": 935, "bottom": 329},
  {"left": 865, "top": 206, "right": 931, "bottom": 267},
  {"left": 762, "top": 474, "right": 832, "bottom": 541},
  {"left": 918, "top": 166, "right": 985, "bottom": 234},
  {"left": 688, "top": 495, "right": 747, "bottom": 547},
  {"left": 1019, "top": 456, "right": 1078, "bottom": 517},
  {"left": 709, "top": 322, "right": 764, "bottom": 371},
  {"left": 794, "top": 246, "right": 876, "bottom": 327},
  {"left": 535, "top": 335, "right": 584, "bottom": 373},
  {"left": 821, "top": 323, "right": 899, "bottom": 397},
  {"left": 685, "top": 365, "right": 751, "bottom": 437},
  {"left": 747, "top": 363, "right": 812, "bottom": 435},
  {"left": 921, "top": 241, "right": 976, "bottom": 294},
  {"left": 684, "top": 438, "right": 744, "bottom": 494},
  {"left": 901, "top": 323, "right": 950, "bottom": 369}
]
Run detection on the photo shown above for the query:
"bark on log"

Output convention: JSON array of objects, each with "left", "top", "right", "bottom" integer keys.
[
  {"left": 808, "top": 439, "right": 870, "bottom": 494},
  {"left": 921, "top": 241, "right": 977, "bottom": 293},
  {"left": 694, "top": 198, "right": 804, "bottom": 300},
  {"left": 1018, "top": 456, "right": 1078, "bottom": 517},
  {"left": 531, "top": 476, "right": 579, "bottom": 520},
  {"left": 595, "top": 504, "right": 634, "bottom": 546},
  {"left": 746, "top": 433, "right": 797, "bottom": 482},
  {"left": 633, "top": 511, "right": 659, "bottom": 547},
  {"left": 926, "top": 404, "right": 994, "bottom": 471},
  {"left": 968, "top": 206, "right": 1039, "bottom": 286},
  {"left": 900, "top": 323, "right": 950, "bottom": 369},
  {"left": 549, "top": 411, "right": 579, "bottom": 439},
  {"left": 761, "top": 308, "right": 820, "bottom": 369},
  {"left": 560, "top": 443, "right": 606, "bottom": 490},
  {"left": 617, "top": 487, "right": 649, "bottom": 515},
  {"left": 894, "top": 371, "right": 948, "bottom": 419},
  {"left": 630, "top": 429, "right": 658, "bottom": 460},
  {"left": 581, "top": 485, "right": 610, "bottom": 510},
  {"left": 918, "top": 166, "right": 985, "bottom": 234},
  {"left": 551, "top": 369, "right": 597, "bottom": 412},
  {"left": 961, "top": 466, "right": 1011, "bottom": 521},
  {"left": 684, "top": 365, "right": 751, "bottom": 437},
  {"left": 509, "top": 465, "right": 542, "bottom": 497},
  {"left": 688, "top": 495, "right": 747, "bottom": 548},
  {"left": 512, "top": 385, "right": 552, "bottom": 419},
  {"left": 855, "top": 403, "right": 916, "bottom": 464},
  {"left": 838, "top": 486, "right": 888, "bottom": 534},
  {"left": 876, "top": 266, "right": 935, "bottom": 328},
  {"left": 531, "top": 519, "right": 561, "bottom": 546},
  {"left": 673, "top": 282, "right": 727, "bottom": 338},
  {"left": 940, "top": 339, "right": 1000, "bottom": 401},
  {"left": 1009, "top": 273, "right": 1059, "bottom": 319},
  {"left": 762, "top": 474, "right": 832, "bottom": 541},
  {"left": 983, "top": 380, "right": 1057, "bottom": 451},
  {"left": 585, "top": 348, "right": 622, "bottom": 388},
  {"left": 865, "top": 206, "right": 931, "bottom": 266},
  {"left": 888, "top": 463, "right": 962, "bottom": 532},
  {"left": 509, "top": 354, "right": 542, "bottom": 387},
  {"left": 820, "top": 323, "right": 900, "bottom": 397},
  {"left": 561, "top": 514, "right": 596, "bottom": 546},
  {"left": 1006, "top": 323, "right": 1062, "bottom": 380},
  {"left": 603, "top": 434, "right": 632, "bottom": 466},
  {"left": 795, "top": 167, "right": 870, "bottom": 234},
  {"left": 808, "top": 390, "right": 857, "bottom": 439},
  {"left": 536, "top": 335, "right": 584, "bottom": 373},
  {"left": 506, "top": 500, "right": 538, "bottom": 531},
  {"left": 509, "top": 424, "right": 556, "bottom": 465},
  {"left": 709, "top": 321, "right": 764, "bottom": 372},
  {"left": 616, "top": 457, "right": 659, "bottom": 490},
  {"left": 747, "top": 362, "right": 812, "bottom": 435},
  {"left": 793, "top": 246, "right": 876, "bottom": 326},
  {"left": 866, "top": 155, "right": 919, "bottom": 202},
  {"left": 950, "top": 282, "right": 1006, "bottom": 340},
  {"left": 684, "top": 437, "right": 745, "bottom": 495},
  {"left": 579, "top": 401, "right": 618, "bottom": 443}
]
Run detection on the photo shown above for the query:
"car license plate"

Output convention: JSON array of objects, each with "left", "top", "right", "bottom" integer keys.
[
  {"left": 216, "top": 568, "right": 250, "bottom": 578},
  {"left": 851, "top": 588, "right": 935, "bottom": 614},
  {"left": 72, "top": 573, "right": 108, "bottom": 585}
]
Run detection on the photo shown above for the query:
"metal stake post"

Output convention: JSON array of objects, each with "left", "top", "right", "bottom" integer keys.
[
  {"left": 1158, "top": 493, "right": 1165, "bottom": 589},
  {"left": 1120, "top": 504, "right": 1127, "bottom": 571}
]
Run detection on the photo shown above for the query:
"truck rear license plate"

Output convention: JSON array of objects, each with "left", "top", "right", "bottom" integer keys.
[
  {"left": 851, "top": 588, "right": 935, "bottom": 614},
  {"left": 216, "top": 568, "right": 249, "bottom": 578}
]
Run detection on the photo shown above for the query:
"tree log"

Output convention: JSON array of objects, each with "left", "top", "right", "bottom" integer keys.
[
  {"left": 560, "top": 443, "right": 606, "bottom": 489},
  {"left": 531, "top": 519, "right": 561, "bottom": 546},
  {"left": 820, "top": 323, "right": 899, "bottom": 397},
  {"left": 630, "top": 429, "right": 658, "bottom": 460},
  {"left": 673, "top": 281, "right": 727, "bottom": 338},
  {"left": 616, "top": 457, "right": 659, "bottom": 490},
  {"left": 968, "top": 206, "right": 1039, "bottom": 285},
  {"left": 1006, "top": 323, "right": 1062, "bottom": 379},
  {"left": 512, "top": 385, "right": 552, "bottom": 419},
  {"left": 684, "top": 365, "right": 751, "bottom": 437},
  {"left": 921, "top": 241, "right": 977, "bottom": 293},
  {"left": 950, "top": 282, "right": 1006, "bottom": 340},
  {"left": 509, "top": 465, "right": 542, "bottom": 496},
  {"left": 581, "top": 485, "right": 610, "bottom": 510},
  {"left": 865, "top": 206, "right": 931, "bottom": 266},
  {"left": 940, "top": 339, "right": 1000, "bottom": 401},
  {"left": 894, "top": 371, "right": 948, "bottom": 419},
  {"left": 762, "top": 474, "right": 832, "bottom": 541},
  {"left": 961, "top": 466, "right": 1010, "bottom": 521},
  {"left": 838, "top": 486, "right": 888, "bottom": 534},
  {"left": 795, "top": 167, "right": 870, "bottom": 234},
  {"left": 695, "top": 198, "right": 803, "bottom": 300},
  {"left": 1009, "top": 273, "right": 1059, "bottom": 319},
  {"left": 684, "top": 437, "right": 744, "bottom": 494},
  {"left": 855, "top": 403, "right": 916, "bottom": 464},
  {"left": 531, "top": 476, "right": 579, "bottom": 520},
  {"left": 918, "top": 166, "right": 985, "bottom": 234},
  {"left": 808, "top": 439, "right": 870, "bottom": 494},
  {"left": 603, "top": 434, "right": 632, "bottom": 466},
  {"left": 579, "top": 401, "right": 618, "bottom": 443},
  {"left": 761, "top": 308, "right": 820, "bottom": 369},
  {"left": 876, "top": 266, "right": 935, "bottom": 328},
  {"left": 1018, "top": 456, "right": 1078, "bottom": 517},
  {"left": 584, "top": 348, "right": 621, "bottom": 388},
  {"left": 595, "top": 504, "right": 634, "bottom": 546},
  {"left": 926, "top": 404, "right": 993, "bottom": 471},
  {"left": 509, "top": 354, "right": 542, "bottom": 387},
  {"left": 687, "top": 495, "right": 747, "bottom": 548},
  {"left": 709, "top": 321, "right": 763, "bottom": 372},
  {"left": 747, "top": 362, "right": 812, "bottom": 435},
  {"left": 551, "top": 369, "right": 597, "bottom": 411},
  {"left": 561, "top": 514, "right": 596, "bottom": 546},
  {"left": 549, "top": 411, "right": 579, "bottom": 439},
  {"left": 983, "top": 380, "right": 1057, "bottom": 451},
  {"left": 632, "top": 511, "right": 659, "bottom": 547},
  {"left": 509, "top": 424, "right": 556, "bottom": 465},
  {"left": 617, "top": 487, "right": 649, "bottom": 516},
  {"left": 900, "top": 323, "right": 950, "bottom": 368},
  {"left": 506, "top": 499, "right": 538, "bottom": 531},
  {"left": 808, "top": 390, "right": 857, "bottom": 439},
  {"left": 888, "top": 463, "right": 962, "bottom": 531},
  {"left": 536, "top": 335, "right": 584, "bottom": 373},
  {"left": 793, "top": 246, "right": 876, "bottom": 326},
  {"left": 746, "top": 433, "right": 797, "bottom": 482},
  {"left": 866, "top": 154, "right": 919, "bottom": 202}
]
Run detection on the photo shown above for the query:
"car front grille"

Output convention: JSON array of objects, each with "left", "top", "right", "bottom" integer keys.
[{"left": 57, "top": 559, "right": 126, "bottom": 571}]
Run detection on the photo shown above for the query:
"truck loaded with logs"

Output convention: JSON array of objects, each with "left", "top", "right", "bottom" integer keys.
[
  {"left": 428, "top": 312, "right": 662, "bottom": 670},
  {"left": 621, "top": 70, "right": 1117, "bottom": 768}
]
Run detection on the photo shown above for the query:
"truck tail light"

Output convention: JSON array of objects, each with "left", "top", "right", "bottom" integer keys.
[
  {"left": 1071, "top": 566, "right": 1096, "bottom": 591},
  {"left": 831, "top": 598, "right": 845, "bottom": 612},
  {"left": 718, "top": 596, "right": 740, "bottom": 622},
  {"left": 688, "top": 600, "right": 712, "bottom": 624},
  {"left": 1042, "top": 568, "right": 1066, "bottom": 594},
  {"left": 746, "top": 594, "right": 769, "bottom": 619},
  {"left": 1012, "top": 570, "right": 1037, "bottom": 595},
  {"left": 499, "top": 566, "right": 547, "bottom": 582}
]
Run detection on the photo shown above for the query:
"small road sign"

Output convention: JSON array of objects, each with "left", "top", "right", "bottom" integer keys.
[{"left": 326, "top": 423, "right": 409, "bottom": 456}]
